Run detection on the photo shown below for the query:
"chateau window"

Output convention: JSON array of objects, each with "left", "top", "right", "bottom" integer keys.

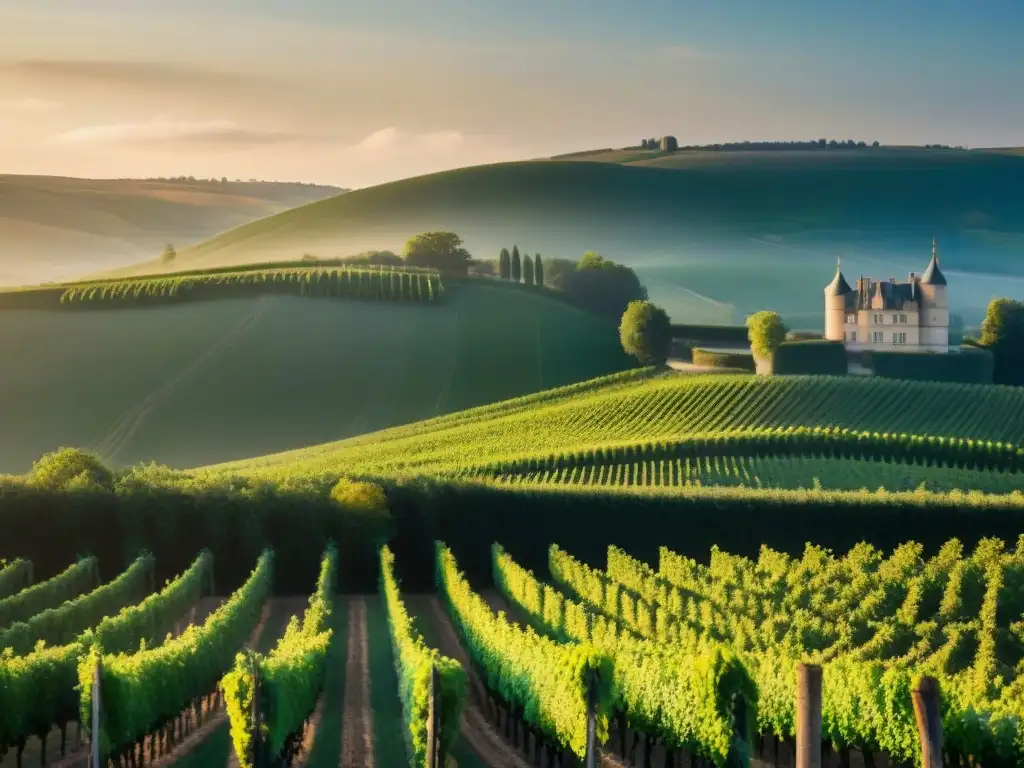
[
  {"left": 893, "top": 332, "right": 907, "bottom": 344},
  {"left": 851, "top": 331, "right": 857, "bottom": 342},
  {"left": 872, "top": 313, "right": 883, "bottom": 324},
  {"left": 892, "top": 313, "right": 898, "bottom": 324},
  {"left": 899, "top": 313, "right": 907, "bottom": 324},
  {"left": 872, "top": 331, "right": 883, "bottom": 343},
  {"left": 846, "top": 313, "right": 856, "bottom": 324}
]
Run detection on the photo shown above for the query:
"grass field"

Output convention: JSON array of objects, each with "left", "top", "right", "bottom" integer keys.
[
  {"left": 0, "top": 283, "right": 632, "bottom": 472},
  {"left": 93, "top": 152, "right": 1024, "bottom": 328},
  {"left": 0, "top": 175, "right": 343, "bottom": 286}
]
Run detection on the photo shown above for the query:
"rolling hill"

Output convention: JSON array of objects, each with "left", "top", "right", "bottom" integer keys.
[
  {"left": 100, "top": 151, "right": 1024, "bottom": 328},
  {"left": 0, "top": 175, "right": 344, "bottom": 287},
  {"left": 198, "top": 367, "right": 1024, "bottom": 496},
  {"left": 0, "top": 281, "right": 632, "bottom": 472}
]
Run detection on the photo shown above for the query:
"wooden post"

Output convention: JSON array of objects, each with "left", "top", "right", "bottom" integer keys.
[
  {"left": 795, "top": 663, "right": 822, "bottom": 768},
  {"left": 912, "top": 676, "right": 942, "bottom": 768},
  {"left": 250, "top": 656, "right": 264, "bottom": 768},
  {"left": 426, "top": 665, "right": 441, "bottom": 768},
  {"left": 90, "top": 659, "right": 102, "bottom": 768},
  {"left": 584, "top": 671, "right": 598, "bottom": 768}
]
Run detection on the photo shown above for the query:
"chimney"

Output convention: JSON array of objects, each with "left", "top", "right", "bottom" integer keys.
[{"left": 889, "top": 277, "right": 896, "bottom": 284}]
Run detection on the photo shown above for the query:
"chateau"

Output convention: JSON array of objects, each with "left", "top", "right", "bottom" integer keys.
[{"left": 824, "top": 240, "right": 949, "bottom": 353}]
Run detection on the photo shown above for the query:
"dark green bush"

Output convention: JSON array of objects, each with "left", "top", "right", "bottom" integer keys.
[
  {"left": 774, "top": 340, "right": 848, "bottom": 375},
  {"left": 865, "top": 347, "right": 994, "bottom": 384},
  {"left": 692, "top": 347, "right": 756, "bottom": 372},
  {"left": 670, "top": 324, "right": 749, "bottom": 345}
]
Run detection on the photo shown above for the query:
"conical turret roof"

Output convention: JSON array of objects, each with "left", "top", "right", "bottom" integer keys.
[
  {"left": 921, "top": 239, "right": 947, "bottom": 286},
  {"left": 825, "top": 261, "right": 853, "bottom": 296}
]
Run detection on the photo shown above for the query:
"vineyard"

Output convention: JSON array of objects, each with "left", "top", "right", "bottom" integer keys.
[
  {"left": 2, "top": 531, "right": 1022, "bottom": 767},
  {"left": 201, "top": 371, "right": 1024, "bottom": 499}
]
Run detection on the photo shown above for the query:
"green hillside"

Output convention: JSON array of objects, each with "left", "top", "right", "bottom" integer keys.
[
  {"left": 0, "top": 175, "right": 343, "bottom": 287},
  {"left": 101, "top": 152, "right": 1024, "bottom": 328},
  {"left": 198, "top": 370, "right": 1024, "bottom": 495},
  {"left": 0, "top": 283, "right": 631, "bottom": 472}
]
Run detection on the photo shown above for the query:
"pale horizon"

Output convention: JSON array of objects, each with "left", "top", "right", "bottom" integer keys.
[{"left": 1, "top": 1, "right": 1022, "bottom": 189}]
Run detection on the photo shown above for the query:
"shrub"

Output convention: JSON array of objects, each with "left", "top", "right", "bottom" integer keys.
[
  {"left": 865, "top": 347, "right": 994, "bottom": 384},
  {"left": 29, "top": 448, "right": 114, "bottom": 492},
  {"left": 691, "top": 348, "right": 756, "bottom": 372},
  {"left": 620, "top": 300, "right": 672, "bottom": 366},
  {"left": 746, "top": 311, "right": 787, "bottom": 359},
  {"left": 330, "top": 479, "right": 393, "bottom": 543},
  {"left": 670, "top": 324, "right": 749, "bottom": 345},
  {"left": 773, "top": 340, "right": 848, "bottom": 375}
]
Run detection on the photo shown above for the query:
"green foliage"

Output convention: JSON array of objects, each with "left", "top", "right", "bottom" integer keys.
[
  {"left": 511, "top": 245, "right": 521, "bottom": 282},
  {"left": 692, "top": 347, "right": 756, "bottom": 372},
  {"left": 161, "top": 244, "right": 176, "bottom": 264},
  {"left": 746, "top": 311, "right": 787, "bottom": 360},
  {"left": 866, "top": 347, "right": 994, "bottom": 384},
  {"left": 331, "top": 479, "right": 393, "bottom": 543},
  {"left": 563, "top": 252, "right": 646, "bottom": 321},
  {"left": 381, "top": 545, "right": 467, "bottom": 767},
  {"left": 497, "top": 543, "right": 756, "bottom": 765},
  {"left": 0, "top": 552, "right": 213, "bottom": 754},
  {"left": 522, "top": 253, "right": 534, "bottom": 285},
  {"left": 0, "top": 553, "right": 153, "bottom": 655},
  {"left": 80, "top": 551, "right": 272, "bottom": 761},
  {"left": 0, "top": 559, "right": 32, "bottom": 600},
  {"left": 773, "top": 340, "right": 848, "bottom": 376},
  {"left": 436, "top": 542, "right": 613, "bottom": 758},
  {"left": 223, "top": 546, "right": 335, "bottom": 767},
  {"left": 498, "top": 248, "right": 511, "bottom": 279},
  {"left": 619, "top": 300, "right": 672, "bottom": 365},
  {"left": 403, "top": 231, "right": 472, "bottom": 275},
  {"left": 0, "top": 557, "right": 98, "bottom": 629},
  {"left": 29, "top": 448, "right": 113, "bottom": 492},
  {"left": 534, "top": 253, "right": 544, "bottom": 287},
  {"left": 976, "top": 298, "right": 1024, "bottom": 385},
  {"left": 670, "top": 324, "right": 750, "bottom": 345}
]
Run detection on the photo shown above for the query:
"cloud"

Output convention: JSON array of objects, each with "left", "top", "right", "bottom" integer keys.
[
  {"left": 349, "top": 127, "right": 464, "bottom": 155},
  {"left": 2, "top": 59, "right": 262, "bottom": 91},
  {"left": 1, "top": 97, "right": 62, "bottom": 111},
  {"left": 54, "top": 117, "right": 298, "bottom": 146}
]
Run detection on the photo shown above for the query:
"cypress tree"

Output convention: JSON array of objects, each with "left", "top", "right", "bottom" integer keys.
[
  {"left": 523, "top": 254, "right": 534, "bottom": 285},
  {"left": 499, "top": 248, "right": 511, "bottom": 280},
  {"left": 534, "top": 253, "right": 544, "bottom": 287},
  {"left": 511, "top": 245, "right": 521, "bottom": 283}
]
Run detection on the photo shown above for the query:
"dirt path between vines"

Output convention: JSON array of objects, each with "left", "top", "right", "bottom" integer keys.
[
  {"left": 422, "top": 595, "right": 539, "bottom": 768},
  {"left": 340, "top": 596, "right": 374, "bottom": 768}
]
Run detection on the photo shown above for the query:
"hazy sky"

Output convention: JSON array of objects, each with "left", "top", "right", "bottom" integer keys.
[{"left": 0, "top": 0, "right": 1021, "bottom": 188}]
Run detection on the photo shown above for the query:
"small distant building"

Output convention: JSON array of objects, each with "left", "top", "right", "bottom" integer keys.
[
  {"left": 824, "top": 239, "right": 949, "bottom": 353},
  {"left": 660, "top": 136, "right": 678, "bottom": 152}
]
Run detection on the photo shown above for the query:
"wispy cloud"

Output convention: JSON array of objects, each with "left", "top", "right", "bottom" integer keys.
[
  {"left": 2, "top": 59, "right": 266, "bottom": 90},
  {"left": 350, "top": 127, "right": 464, "bottom": 155},
  {"left": 55, "top": 117, "right": 298, "bottom": 146},
  {"left": 1, "top": 96, "right": 62, "bottom": 111}
]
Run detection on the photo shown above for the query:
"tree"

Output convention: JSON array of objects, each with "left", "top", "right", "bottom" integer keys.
[
  {"left": 402, "top": 231, "right": 472, "bottom": 274},
  {"left": 746, "top": 311, "right": 788, "bottom": 360},
  {"left": 522, "top": 254, "right": 534, "bottom": 285},
  {"left": 562, "top": 252, "right": 646, "bottom": 320},
  {"left": 534, "top": 253, "right": 544, "bottom": 287},
  {"left": 511, "top": 245, "right": 522, "bottom": 282},
  {"left": 619, "top": 300, "right": 672, "bottom": 366},
  {"left": 499, "top": 248, "right": 511, "bottom": 280},
  {"left": 979, "top": 297, "right": 1024, "bottom": 385},
  {"left": 161, "top": 244, "right": 176, "bottom": 264}
]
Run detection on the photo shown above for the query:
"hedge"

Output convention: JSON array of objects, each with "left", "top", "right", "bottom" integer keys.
[
  {"left": 773, "top": 340, "right": 848, "bottom": 375},
  {"left": 3, "top": 473, "right": 1023, "bottom": 595},
  {"left": 865, "top": 346, "right": 994, "bottom": 384},
  {"left": 670, "top": 324, "right": 749, "bottom": 345},
  {"left": 692, "top": 347, "right": 756, "bottom": 372}
]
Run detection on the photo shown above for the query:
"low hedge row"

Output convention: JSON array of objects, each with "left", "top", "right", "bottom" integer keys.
[
  {"left": 773, "top": 340, "right": 848, "bottom": 375},
  {"left": 670, "top": 324, "right": 749, "bottom": 345},
  {"left": 692, "top": 347, "right": 756, "bottom": 372},
  {"left": 864, "top": 347, "right": 994, "bottom": 384}
]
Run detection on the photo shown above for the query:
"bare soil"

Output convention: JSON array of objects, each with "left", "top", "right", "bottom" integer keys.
[{"left": 339, "top": 596, "right": 375, "bottom": 768}]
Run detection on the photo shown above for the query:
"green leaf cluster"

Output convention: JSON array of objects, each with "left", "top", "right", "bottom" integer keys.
[
  {"left": 380, "top": 545, "right": 467, "bottom": 767},
  {"left": 0, "top": 557, "right": 98, "bottom": 629},
  {"left": 0, "top": 560, "right": 32, "bottom": 601}
]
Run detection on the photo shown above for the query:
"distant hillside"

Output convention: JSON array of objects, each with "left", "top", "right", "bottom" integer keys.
[
  {"left": 0, "top": 282, "right": 631, "bottom": 472},
  {"left": 103, "top": 151, "right": 1024, "bottom": 328},
  {"left": 0, "top": 175, "right": 344, "bottom": 286}
]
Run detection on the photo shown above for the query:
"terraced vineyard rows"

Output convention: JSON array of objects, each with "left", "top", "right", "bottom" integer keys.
[
  {"left": 201, "top": 372, "right": 1024, "bottom": 498},
  {"left": 494, "top": 454, "right": 1024, "bottom": 493}
]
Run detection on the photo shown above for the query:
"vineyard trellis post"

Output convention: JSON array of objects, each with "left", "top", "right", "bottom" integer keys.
[
  {"left": 584, "top": 670, "right": 598, "bottom": 768},
  {"left": 89, "top": 658, "right": 102, "bottom": 768},
  {"left": 250, "top": 654, "right": 268, "bottom": 768},
  {"left": 426, "top": 664, "right": 442, "bottom": 768},
  {"left": 912, "top": 676, "right": 942, "bottom": 768},
  {"left": 795, "top": 663, "right": 822, "bottom": 768}
]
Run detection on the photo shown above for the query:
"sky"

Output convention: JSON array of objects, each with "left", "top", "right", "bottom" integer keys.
[{"left": 0, "top": 0, "right": 1021, "bottom": 188}]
